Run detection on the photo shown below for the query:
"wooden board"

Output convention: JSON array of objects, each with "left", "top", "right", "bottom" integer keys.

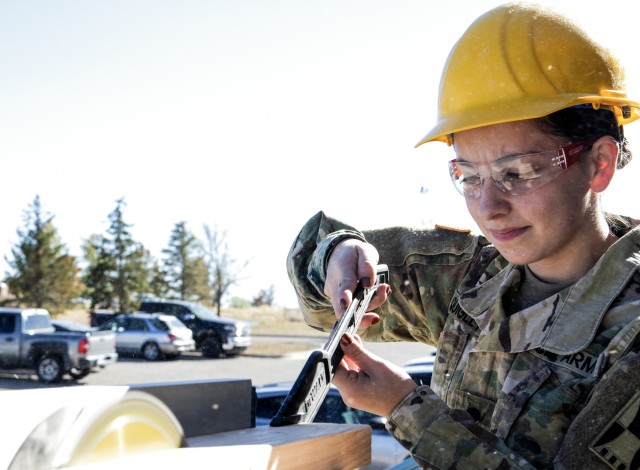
[
  {"left": 187, "top": 423, "right": 372, "bottom": 469},
  {"left": 67, "top": 423, "right": 372, "bottom": 469}
]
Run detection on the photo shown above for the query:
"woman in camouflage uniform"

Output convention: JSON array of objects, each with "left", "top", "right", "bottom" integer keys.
[{"left": 287, "top": 3, "right": 640, "bottom": 469}]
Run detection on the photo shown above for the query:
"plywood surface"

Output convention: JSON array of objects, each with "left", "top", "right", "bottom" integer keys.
[
  {"left": 68, "top": 423, "right": 372, "bottom": 470},
  {"left": 187, "top": 423, "right": 372, "bottom": 470}
]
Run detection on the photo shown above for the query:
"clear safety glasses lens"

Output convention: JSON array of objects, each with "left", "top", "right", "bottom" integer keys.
[{"left": 448, "top": 141, "right": 591, "bottom": 198}]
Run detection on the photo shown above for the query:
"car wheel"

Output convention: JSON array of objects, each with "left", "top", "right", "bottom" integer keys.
[
  {"left": 36, "top": 354, "right": 64, "bottom": 383},
  {"left": 201, "top": 336, "right": 222, "bottom": 358},
  {"left": 142, "top": 342, "right": 162, "bottom": 361},
  {"left": 69, "top": 368, "right": 91, "bottom": 380}
]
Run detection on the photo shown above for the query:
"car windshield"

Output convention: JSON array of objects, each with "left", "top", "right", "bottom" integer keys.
[
  {"left": 101, "top": 318, "right": 125, "bottom": 331},
  {"left": 189, "top": 303, "right": 218, "bottom": 321}
]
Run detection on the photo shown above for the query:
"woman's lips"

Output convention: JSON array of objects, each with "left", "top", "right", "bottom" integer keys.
[{"left": 490, "top": 226, "right": 529, "bottom": 242}]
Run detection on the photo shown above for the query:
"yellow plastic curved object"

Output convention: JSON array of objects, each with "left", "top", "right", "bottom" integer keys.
[
  {"left": 65, "top": 391, "right": 184, "bottom": 467},
  {"left": 416, "top": 2, "right": 640, "bottom": 147}
]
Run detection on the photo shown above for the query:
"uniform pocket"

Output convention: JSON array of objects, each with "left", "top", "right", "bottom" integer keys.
[
  {"left": 431, "top": 330, "right": 468, "bottom": 402},
  {"left": 491, "top": 363, "right": 551, "bottom": 439},
  {"left": 455, "top": 351, "right": 554, "bottom": 440}
]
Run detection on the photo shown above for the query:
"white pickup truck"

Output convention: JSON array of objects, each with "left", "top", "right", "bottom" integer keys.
[{"left": 0, "top": 307, "right": 118, "bottom": 383}]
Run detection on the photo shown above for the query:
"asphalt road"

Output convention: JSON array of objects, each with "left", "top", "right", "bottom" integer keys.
[{"left": 0, "top": 336, "right": 431, "bottom": 391}]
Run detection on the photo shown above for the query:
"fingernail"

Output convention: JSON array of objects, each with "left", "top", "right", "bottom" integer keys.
[
  {"left": 386, "top": 286, "right": 393, "bottom": 296},
  {"left": 340, "top": 334, "right": 352, "bottom": 346},
  {"left": 361, "top": 277, "right": 372, "bottom": 288},
  {"left": 371, "top": 317, "right": 380, "bottom": 325},
  {"left": 339, "top": 298, "right": 348, "bottom": 310}
]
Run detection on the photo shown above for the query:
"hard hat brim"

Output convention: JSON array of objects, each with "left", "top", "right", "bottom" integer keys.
[{"left": 415, "top": 97, "right": 640, "bottom": 148}]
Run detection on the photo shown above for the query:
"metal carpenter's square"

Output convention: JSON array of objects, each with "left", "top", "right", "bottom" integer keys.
[{"left": 270, "top": 264, "right": 389, "bottom": 426}]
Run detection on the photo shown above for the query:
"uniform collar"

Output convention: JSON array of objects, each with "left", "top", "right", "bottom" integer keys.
[{"left": 459, "top": 225, "right": 640, "bottom": 354}]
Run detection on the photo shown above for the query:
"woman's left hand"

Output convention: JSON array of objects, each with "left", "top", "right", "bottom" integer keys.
[{"left": 333, "top": 333, "right": 418, "bottom": 417}]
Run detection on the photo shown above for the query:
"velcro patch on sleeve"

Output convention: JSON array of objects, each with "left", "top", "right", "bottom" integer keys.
[
  {"left": 590, "top": 390, "right": 640, "bottom": 469},
  {"left": 435, "top": 224, "right": 471, "bottom": 233}
]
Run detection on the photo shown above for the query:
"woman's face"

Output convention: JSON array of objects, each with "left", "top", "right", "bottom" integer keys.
[{"left": 454, "top": 120, "right": 596, "bottom": 275}]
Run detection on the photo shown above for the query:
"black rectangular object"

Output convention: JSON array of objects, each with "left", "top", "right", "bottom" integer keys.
[{"left": 132, "top": 378, "right": 254, "bottom": 437}]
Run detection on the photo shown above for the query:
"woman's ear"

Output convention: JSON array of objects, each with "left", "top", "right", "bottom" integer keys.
[{"left": 589, "top": 136, "right": 618, "bottom": 193}]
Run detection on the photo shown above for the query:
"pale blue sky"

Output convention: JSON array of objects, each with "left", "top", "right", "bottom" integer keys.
[{"left": 2, "top": 1, "right": 639, "bottom": 307}]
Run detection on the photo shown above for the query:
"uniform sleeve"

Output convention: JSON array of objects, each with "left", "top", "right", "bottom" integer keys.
[
  {"left": 286, "top": 211, "right": 365, "bottom": 331},
  {"left": 386, "top": 387, "right": 537, "bottom": 469},
  {"left": 286, "top": 211, "right": 488, "bottom": 344}
]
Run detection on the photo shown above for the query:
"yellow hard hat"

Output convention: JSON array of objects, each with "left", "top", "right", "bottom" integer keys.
[{"left": 416, "top": 2, "right": 640, "bottom": 147}]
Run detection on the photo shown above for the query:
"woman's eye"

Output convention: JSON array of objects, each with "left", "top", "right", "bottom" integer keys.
[
  {"left": 461, "top": 174, "right": 481, "bottom": 186},
  {"left": 501, "top": 164, "right": 540, "bottom": 182}
]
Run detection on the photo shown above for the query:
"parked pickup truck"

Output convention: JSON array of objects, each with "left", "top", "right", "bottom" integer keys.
[{"left": 0, "top": 307, "right": 118, "bottom": 383}]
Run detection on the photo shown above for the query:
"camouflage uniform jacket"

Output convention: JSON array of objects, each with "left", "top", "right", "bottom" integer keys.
[{"left": 287, "top": 211, "right": 640, "bottom": 469}]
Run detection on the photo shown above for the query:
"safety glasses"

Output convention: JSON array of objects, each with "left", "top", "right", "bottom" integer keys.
[{"left": 448, "top": 141, "right": 593, "bottom": 198}]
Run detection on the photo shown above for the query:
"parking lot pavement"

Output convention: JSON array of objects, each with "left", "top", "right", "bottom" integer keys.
[{"left": 0, "top": 338, "right": 431, "bottom": 390}]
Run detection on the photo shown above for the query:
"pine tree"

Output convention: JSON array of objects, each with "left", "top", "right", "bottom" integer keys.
[
  {"left": 162, "top": 221, "right": 209, "bottom": 301},
  {"left": 148, "top": 260, "right": 171, "bottom": 299},
  {"left": 4, "top": 195, "right": 82, "bottom": 313},
  {"left": 81, "top": 199, "right": 151, "bottom": 311},
  {"left": 81, "top": 234, "right": 116, "bottom": 309},
  {"left": 106, "top": 198, "right": 150, "bottom": 311}
]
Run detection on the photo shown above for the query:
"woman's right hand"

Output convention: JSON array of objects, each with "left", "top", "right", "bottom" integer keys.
[{"left": 324, "top": 239, "right": 391, "bottom": 328}]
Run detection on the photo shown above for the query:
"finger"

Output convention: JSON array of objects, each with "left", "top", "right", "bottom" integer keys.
[
  {"left": 369, "top": 284, "right": 392, "bottom": 311},
  {"left": 340, "top": 333, "right": 364, "bottom": 367},
  {"left": 339, "top": 333, "right": 369, "bottom": 365},
  {"left": 331, "top": 286, "right": 353, "bottom": 318},
  {"left": 355, "top": 246, "right": 378, "bottom": 289},
  {"left": 358, "top": 313, "right": 380, "bottom": 329},
  {"left": 333, "top": 334, "right": 366, "bottom": 386},
  {"left": 336, "top": 282, "right": 391, "bottom": 326},
  {"left": 325, "top": 244, "right": 359, "bottom": 316}
]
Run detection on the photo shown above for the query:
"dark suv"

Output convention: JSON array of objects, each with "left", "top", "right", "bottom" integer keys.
[{"left": 138, "top": 299, "right": 251, "bottom": 358}]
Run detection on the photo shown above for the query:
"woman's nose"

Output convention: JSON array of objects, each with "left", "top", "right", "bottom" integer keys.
[{"left": 475, "top": 177, "right": 510, "bottom": 218}]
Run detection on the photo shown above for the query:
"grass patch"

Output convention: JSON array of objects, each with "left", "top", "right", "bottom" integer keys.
[{"left": 220, "top": 306, "right": 327, "bottom": 337}]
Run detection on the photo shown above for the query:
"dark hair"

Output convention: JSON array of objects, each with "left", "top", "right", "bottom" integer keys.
[{"left": 536, "top": 107, "right": 632, "bottom": 169}]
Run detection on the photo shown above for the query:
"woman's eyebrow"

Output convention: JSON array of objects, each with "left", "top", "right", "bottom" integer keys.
[{"left": 455, "top": 148, "right": 547, "bottom": 165}]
